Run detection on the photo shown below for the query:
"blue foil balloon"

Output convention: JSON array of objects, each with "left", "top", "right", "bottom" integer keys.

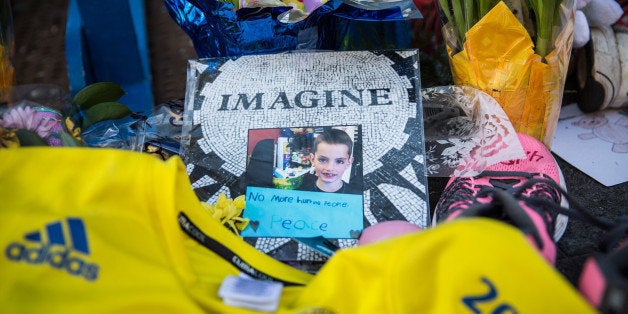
[{"left": 164, "top": 0, "right": 422, "bottom": 58}]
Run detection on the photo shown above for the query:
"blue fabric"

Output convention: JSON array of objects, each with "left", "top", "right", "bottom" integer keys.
[{"left": 164, "top": 0, "right": 421, "bottom": 57}]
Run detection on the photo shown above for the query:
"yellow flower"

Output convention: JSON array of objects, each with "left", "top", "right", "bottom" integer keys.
[
  {"left": 0, "top": 126, "right": 19, "bottom": 148},
  {"left": 232, "top": 195, "right": 246, "bottom": 209},
  {"left": 64, "top": 117, "right": 82, "bottom": 139},
  {"left": 203, "top": 193, "right": 249, "bottom": 236}
]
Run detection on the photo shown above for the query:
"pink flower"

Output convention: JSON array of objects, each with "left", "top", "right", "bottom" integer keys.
[{"left": 0, "top": 106, "right": 59, "bottom": 141}]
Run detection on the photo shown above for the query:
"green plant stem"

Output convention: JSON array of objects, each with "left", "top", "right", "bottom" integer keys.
[
  {"left": 464, "top": 0, "right": 475, "bottom": 35},
  {"left": 478, "top": 0, "right": 497, "bottom": 17},
  {"left": 527, "top": 0, "right": 561, "bottom": 58},
  {"left": 536, "top": 36, "right": 550, "bottom": 60},
  {"left": 438, "top": 0, "right": 453, "bottom": 28},
  {"left": 452, "top": 0, "right": 467, "bottom": 44}
]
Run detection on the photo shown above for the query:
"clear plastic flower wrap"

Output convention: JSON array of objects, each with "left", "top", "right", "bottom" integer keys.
[
  {"left": 83, "top": 100, "right": 185, "bottom": 155},
  {"left": 422, "top": 85, "right": 525, "bottom": 177}
]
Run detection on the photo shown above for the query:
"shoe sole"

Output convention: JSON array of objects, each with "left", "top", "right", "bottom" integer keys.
[{"left": 554, "top": 159, "right": 569, "bottom": 241}]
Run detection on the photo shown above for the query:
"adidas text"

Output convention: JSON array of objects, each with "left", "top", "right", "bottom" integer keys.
[{"left": 5, "top": 242, "right": 100, "bottom": 281}]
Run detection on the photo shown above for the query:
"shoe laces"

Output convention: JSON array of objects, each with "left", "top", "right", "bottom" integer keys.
[
  {"left": 595, "top": 217, "right": 628, "bottom": 272},
  {"left": 438, "top": 170, "right": 615, "bottom": 250},
  {"left": 597, "top": 216, "right": 628, "bottom": 250},
  {"left": 437, "top": 171, "right": 556, "bottom": 213},
  {"left": 579, "top": 216, "right": 628, "bottom": 312}
]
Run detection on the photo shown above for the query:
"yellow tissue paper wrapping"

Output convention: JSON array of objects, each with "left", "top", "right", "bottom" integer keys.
[{"left": 443, "top": 1, "right": 575, "bottom": 146}]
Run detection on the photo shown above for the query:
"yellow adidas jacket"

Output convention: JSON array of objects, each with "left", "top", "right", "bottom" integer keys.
[{"left": 0, "top": 148, "right": 595, "bottom": 313}]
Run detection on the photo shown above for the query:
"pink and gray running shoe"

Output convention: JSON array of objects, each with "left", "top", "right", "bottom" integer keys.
[
  {"left": 433, "top": 133, "right": 569, "bottom": 264},
  {"left": 433, "top": 132, "right": 626, "bottom": 312}
]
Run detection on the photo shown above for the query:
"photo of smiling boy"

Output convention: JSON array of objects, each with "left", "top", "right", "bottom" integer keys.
[{"left": 298, "top": 128, "right": 361, "bottom": 194}]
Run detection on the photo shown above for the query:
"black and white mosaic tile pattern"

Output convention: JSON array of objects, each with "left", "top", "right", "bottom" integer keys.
[{"left": 182, "top": 50, "right": 428, "bottom": 263}]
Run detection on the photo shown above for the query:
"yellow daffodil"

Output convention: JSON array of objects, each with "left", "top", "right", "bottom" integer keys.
[
  {"left": 64, "top": 117, "right": 83, "bottom": 140},
  {"left": 0, "top": 126, "right": 19, "bottom": 148},
  {"left": 203, "top": 194, "right": 249, "bottom": 236}
]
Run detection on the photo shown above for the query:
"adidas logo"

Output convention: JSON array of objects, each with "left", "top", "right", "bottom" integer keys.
[{"left": 4, "top": 218, "right": 100, "bottom": 281}]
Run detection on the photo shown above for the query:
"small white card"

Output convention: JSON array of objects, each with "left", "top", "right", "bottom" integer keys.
[{"left": 551, "top": 105, "right": 628, "bottom": 187}]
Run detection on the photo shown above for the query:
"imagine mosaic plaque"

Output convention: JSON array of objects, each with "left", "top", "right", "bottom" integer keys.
[{"left": 182, "top": 50, "right": 429, "bottom": 269}]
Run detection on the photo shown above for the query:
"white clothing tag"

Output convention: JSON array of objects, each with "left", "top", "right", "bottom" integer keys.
[{"left": 218, "top": 275, "right": 283, "bottom": 312}]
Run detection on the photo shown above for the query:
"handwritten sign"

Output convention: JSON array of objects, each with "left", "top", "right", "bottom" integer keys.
[{"left": 241, "top": 187, "right": 364, "bottom": 238}]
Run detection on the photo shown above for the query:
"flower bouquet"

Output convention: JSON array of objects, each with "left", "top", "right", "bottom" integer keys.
[
  {"left": 437, "top": 0, "right": 576, "bottom": 146},
  {"left": 0, "top": 82, "right": 133, "bottom": 148}
]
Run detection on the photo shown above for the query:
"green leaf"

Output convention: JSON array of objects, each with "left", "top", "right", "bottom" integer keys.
[
  {"left": 73, "top": 82, "right": 126, "bottom": 110},
  {"left": 81, "top": 102, "right": 133, "bottom": 130},
  {"left": 438, "top": 0, "right": 453, "bottom": 25},
  {"left": 525, "top": 0, "right": 560, "bottom": 58},
  {"left": 452, "top": 0, "right": 467, "bottom": 45},
  {"left": 60, "top": 131, "right": 85, "bottom": 147},
  {"left": 15, "top": 129, "right": 48, "bottom": 146}
]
